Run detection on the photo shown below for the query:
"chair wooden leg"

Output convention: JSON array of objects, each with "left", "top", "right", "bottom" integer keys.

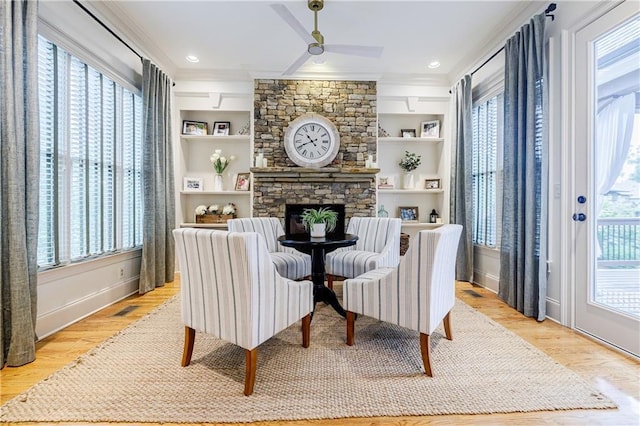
[
  {"left": 244, "top": 348, "right": 257, "bottom": 396},
  {"left": 301, "top": 314, "right": 311, "bottom": 348},
  {"left": 420, "top": 333, "right": 433, "bottom": 377},
  {"left": 443, "top": 311, "right": 453, "bottom": 340},
  {"left": 181, "top": 326, "right": 195, "bottom": 367},
  {"left": 346, "top": 311, "right": 356, "bottom": 346},
  {"left": 327, "top": 274, "right": 334, "bottom": 290}
]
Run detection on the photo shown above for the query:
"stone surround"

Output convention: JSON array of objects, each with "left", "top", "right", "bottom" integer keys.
[{"left": 252, "top": 80, "right": 378, "bottom": 224}]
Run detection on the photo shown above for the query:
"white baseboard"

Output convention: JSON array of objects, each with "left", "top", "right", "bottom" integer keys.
[
  {"left": 473, "top": 269, "right": 499, "bottom": 293},
  {"left": 36, "top": 278, "right": 138, "bottom": 340}
]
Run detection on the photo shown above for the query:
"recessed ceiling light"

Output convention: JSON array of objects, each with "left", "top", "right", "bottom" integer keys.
[
  {"left": 186, "top": 55, "right": 199, "bottom": 63},
  {"left": 428, "top": 60, "right": 441, "bottom": 69},
  {"left": 312, "top": 58, "right": 325, "bottom": 65}
]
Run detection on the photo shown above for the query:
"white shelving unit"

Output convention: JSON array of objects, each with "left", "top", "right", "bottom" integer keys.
[
  {"left": 176, "top": 107, "right": 253, "bottom": 229},
  {"left": 377, "top": 112, "right": 449, "bottom": 238}
]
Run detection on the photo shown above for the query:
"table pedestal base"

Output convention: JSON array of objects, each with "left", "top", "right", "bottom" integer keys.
[{"left": 313, "top": 285, "right": 346, "bottom": 318}]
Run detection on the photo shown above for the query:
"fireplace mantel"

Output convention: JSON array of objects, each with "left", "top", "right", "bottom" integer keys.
[{"left": 250, "top": 167, "right": 379, "bottom": 183}]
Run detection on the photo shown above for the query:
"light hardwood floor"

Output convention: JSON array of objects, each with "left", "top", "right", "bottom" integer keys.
[{"left": 2, "top": 279, "right": 638, "bottom": 425}]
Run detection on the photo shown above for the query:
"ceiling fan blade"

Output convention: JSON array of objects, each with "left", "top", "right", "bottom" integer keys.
[
  {"left": 270, "top": 3, "right": 316, "bottom": 45},
  {"left": 324, "top": 45, "right": 384, "bottom": 58},
  {"left": 283, "top": 51, "right": 312, "bottom": 75}
]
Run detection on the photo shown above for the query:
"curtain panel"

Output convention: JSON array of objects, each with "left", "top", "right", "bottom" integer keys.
[
  {"left": 450, "top": 75, "right": 474, "bottom": 282},
  {"left": 139, "top": 60, "right": 175, "bottom": 294},
  {"left": 499, "top": 13, "right": 548, "bottom": 321},
  {"left": 0, "top": 0, "right": 40, "bottom": 367}
]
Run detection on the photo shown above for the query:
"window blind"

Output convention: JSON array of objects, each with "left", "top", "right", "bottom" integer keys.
[{"left": 37, "top": 35, "right": 143, "bottom": 268}]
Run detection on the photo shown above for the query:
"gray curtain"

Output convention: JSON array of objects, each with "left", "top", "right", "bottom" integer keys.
[
  {"left": 450, "top": 75, "right": 474, "bottom": 282},
  {"left": 139, "top": 59, "right": 175, "bottom": 294},
  {"left": 499, "top": 13, "right": 548, "bottom": 321},
  {"left": 0, "top": 0, "right": 40, "bottom": 367}
]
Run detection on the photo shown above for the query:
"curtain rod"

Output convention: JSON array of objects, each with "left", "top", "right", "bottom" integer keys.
[
  {"left": 72, "top": 0, "right": 143, "bottom": 61},
  {"left": 469, "top": 2, "right": 556, "bottom": 77}
]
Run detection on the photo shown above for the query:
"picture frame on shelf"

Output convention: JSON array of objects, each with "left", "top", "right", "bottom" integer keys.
[
  {"left": 425, "top": 178, "right": 441, "bottom": 189},
  {"left": 421, "top": 120, "right": 440, "bottom": 138},
  {"left": 212, "top": 121, "right": 231, "bottom": 136},
  {"left": 399, "top": 206, "right": 419, "bottom": 222},
  {"left": 182, "top": 120, "right": 207, "bottom": 136},
  {"left": 183, "top": 177, "right": 203, "bottom": 192},
  {"left": 378, "top": 176, "right": 394, "bottom": 189},
  {"left": 401, "top": 128, "right": 417, "bottom": 138},
  {"left": 234, "top": 173, "right": 251, "bottom": 191}
]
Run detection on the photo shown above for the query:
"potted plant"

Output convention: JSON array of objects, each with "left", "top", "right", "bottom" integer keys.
[
  {"left": 300, "top": 207, "right": 338, "bottom": 238},
  {"left": 398, "top": 150, "right": 422, "bottom": 189}
]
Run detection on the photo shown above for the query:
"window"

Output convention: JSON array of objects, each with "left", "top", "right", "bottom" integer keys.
[
  {"left": 37, "top": 36, "right": 143, "bottom": 268},
  {"left": 472, "top": 93, "right": 503, "bottom": 247}
]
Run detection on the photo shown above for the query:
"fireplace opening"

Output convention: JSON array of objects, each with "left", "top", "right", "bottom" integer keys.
[{"left": 285, "top": 204, "right": 346, "bottom": 238}]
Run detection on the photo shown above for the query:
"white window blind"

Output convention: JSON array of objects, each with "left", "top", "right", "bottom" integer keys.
[
  {"left": 37, "top": 35, "right": 143, "bottom": 268},
  {"left": 472, "top": 93, "right": 503, "bottom": 247}
]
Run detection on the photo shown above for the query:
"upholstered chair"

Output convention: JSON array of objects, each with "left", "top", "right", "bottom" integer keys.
[
  {"left": 173, "top": 228, "right": 313, "bottom": 396},
  {"left": 227, "top": 217, "right": 311, "bottom": 280},
  {"left": 325, "top": 217, "right": 402, "bottom": 289},
  {"left": 343, "top": 224, "right": 463, "bottom": 377}
]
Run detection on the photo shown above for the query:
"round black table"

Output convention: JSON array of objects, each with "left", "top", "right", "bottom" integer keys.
[{"left": 278, "top": 233, "right": 358, "bottom": 317}]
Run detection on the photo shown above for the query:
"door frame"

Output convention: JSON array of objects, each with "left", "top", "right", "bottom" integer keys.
[{"left": 563, "top": 0, "right": 639, "bottom": 357}]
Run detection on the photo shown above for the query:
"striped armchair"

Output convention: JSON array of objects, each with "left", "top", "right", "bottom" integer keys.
[
  {"left": 227, "top": 217, "right": 311, "bottom": 280},
  {"left": 325, "top": 217, "right": 402, "bottom": 289},
  {"left": 343, "top": 225, "right": 463, "bottom": 376},
  {"left": 173, "top": 228, "right": 313, "bottom": 396}
]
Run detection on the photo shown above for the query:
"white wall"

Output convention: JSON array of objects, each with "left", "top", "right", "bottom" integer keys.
[{"left": 36, "top": 251, "right": 141, "bottom": 339}]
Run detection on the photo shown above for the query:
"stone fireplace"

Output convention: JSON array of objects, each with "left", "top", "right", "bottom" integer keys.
[{"left": 252, "top": 79, "right": 378, "bottom": 226}]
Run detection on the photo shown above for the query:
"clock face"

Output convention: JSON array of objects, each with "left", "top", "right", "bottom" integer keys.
[{"left": 284, "top": 113, "right": 340, "bottom": 168}]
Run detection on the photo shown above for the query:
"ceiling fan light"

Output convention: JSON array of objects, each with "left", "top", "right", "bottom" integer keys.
[{"left": 308, "top": 43, "right": 324, "bottom": 55}]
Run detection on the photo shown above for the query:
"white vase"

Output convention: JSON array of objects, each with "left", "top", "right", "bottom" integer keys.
[
  {"left": 402, "top": 172, "right": 415, "bottom": 189},
  {"left": 213, "top": 174, "right": 224, "bottom": 191},
  {"left": 310, "top": 223, "right": 326, "bottom": 238}
]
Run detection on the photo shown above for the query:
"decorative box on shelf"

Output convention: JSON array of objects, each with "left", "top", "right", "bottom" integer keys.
[{"left": 195, "top": 214, "right": 234, "bottom": 224}]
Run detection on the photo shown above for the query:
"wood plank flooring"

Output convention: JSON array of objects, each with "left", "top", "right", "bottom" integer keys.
[{"left": 2, "top": 280, "right": 638, "bottom": 425}]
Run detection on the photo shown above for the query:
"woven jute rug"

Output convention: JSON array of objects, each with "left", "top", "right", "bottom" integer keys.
[{"left": 1, "top": 294, "right": 615, "bottom": 423}]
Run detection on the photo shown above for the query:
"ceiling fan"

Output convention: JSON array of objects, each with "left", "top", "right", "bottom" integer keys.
[{"left": 271, "top": 0, "right": 384, "bottom": 75}]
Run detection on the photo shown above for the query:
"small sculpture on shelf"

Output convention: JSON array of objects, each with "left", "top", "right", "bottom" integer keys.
[{"left": 429, "top": 209, "right": 439, "bottom": 224}]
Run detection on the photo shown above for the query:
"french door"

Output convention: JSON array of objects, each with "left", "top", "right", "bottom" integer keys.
[{"left": 574, "top": 0, "right": 639, "bottom": 357}]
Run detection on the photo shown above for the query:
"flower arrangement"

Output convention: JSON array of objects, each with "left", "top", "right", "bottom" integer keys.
[
  {"left": 398, "top": 150, "right": 422, "bottom": 172},
  {"left": 210, "top": 149, "right": 235, "bottom": 174},
  {"left": 194, "top": 202, "right": 236, "bottom": 223}
]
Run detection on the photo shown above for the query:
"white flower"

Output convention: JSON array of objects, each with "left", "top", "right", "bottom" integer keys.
[
  {"left": 208, "top": 204, "right": 219, "bottom": 213},
  {"left": 195, "top": 205, "right": 207, "bottom": 215},
  {"left": 222, "top": 203, "right": 236, "bottom": 215}
]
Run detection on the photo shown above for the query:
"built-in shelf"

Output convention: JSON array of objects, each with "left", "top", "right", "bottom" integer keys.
[
  {"left": 378, "top": 189, "right": 445, "bottom": 194},
  {"left": 180, "top": 190, "right": 251, "bottom": 195},
  {"left": 379, "top": 137, "right": 444, "bottom": 144},
  {"left": 400, "top": 222, "right": 443, "bottom": 228},
  {"left": 180, "top": 222, "right": 228, "bottom": 228},
  {"left": 180, "top": 135, "right": 250, "bottom": 142}
]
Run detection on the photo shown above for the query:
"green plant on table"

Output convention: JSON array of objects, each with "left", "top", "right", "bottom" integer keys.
[{"left": 300, "top": 207, "right": 338, "bottom": 233}]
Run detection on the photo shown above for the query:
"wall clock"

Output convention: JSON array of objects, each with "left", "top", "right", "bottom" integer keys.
[{"left": 284, "top": 113, "right": 340, "bottom": 168}]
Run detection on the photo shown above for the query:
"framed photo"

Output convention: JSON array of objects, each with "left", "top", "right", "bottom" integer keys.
[
  {"left": 183, "top": 177, "right": 203, "bottom": 192},
  {"left": 425, "top": 178, "right": 441, "bottom": 189},
  {"left": 398, "top": 206, "right": 419, "bottom": 222},
  {"left": 234, "top": 173, "right": 251, "bottom": 191},
  {"left": 182, "top": 120, "right": 208, "bottom": 136},
  {"left": 213, "top": 121, "right": 231, "bottom": 136},
  {"left": 401, "top": 128, "right": 417, "bottom": 138},
  {"left": 421, "top": 120, "right": 440, "bottom": 138}
]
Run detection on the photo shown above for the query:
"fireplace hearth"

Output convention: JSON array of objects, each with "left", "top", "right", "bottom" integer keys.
[{"left": 285, "top": 204, "right": 346, "bottom": 238}]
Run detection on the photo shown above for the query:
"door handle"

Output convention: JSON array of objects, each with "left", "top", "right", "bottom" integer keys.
[
  {"left": 577, "top": 195, "right": 586, "bottom": 204},
  {"left": 572, "top": 213, "right": 586, "bottom": 222}
]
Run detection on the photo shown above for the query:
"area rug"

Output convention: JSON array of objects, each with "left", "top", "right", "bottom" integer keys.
[{"left": 1, "top": 295, "right": 615, "bottom": 423}]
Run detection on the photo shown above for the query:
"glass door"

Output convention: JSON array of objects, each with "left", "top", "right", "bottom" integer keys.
[{"left": 574, "top": 1, "right": 639, "bottom": 357}]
